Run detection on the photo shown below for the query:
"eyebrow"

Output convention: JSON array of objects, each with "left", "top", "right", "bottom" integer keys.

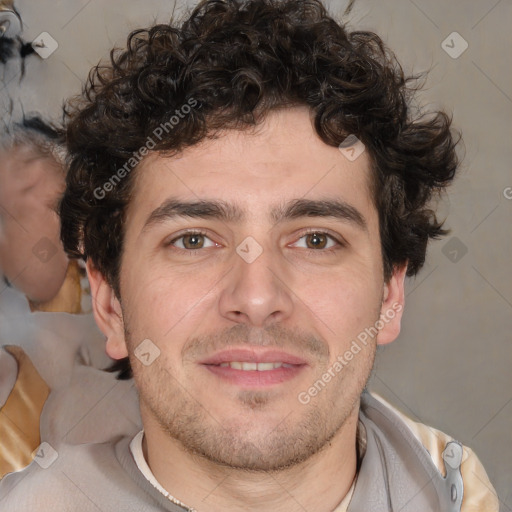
[
  {"left": 272, "top": 198, "right": 367, "bottom": 230},
  {"left": 142, "top": 197, "right": 367, "bottom": 232}
]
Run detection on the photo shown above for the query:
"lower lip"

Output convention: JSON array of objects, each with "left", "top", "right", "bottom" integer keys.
[{"left": 202, "top": 364, "right": 306, "bottom": 387}]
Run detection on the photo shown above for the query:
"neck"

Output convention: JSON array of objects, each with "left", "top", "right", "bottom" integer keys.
[{"left": 142, "top": 403, "right": 360, "bottom": 512}]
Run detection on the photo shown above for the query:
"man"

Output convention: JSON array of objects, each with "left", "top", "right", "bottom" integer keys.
[
  {"left": 0, "top": 117, "right": 74, "bottom": 312},
  {"left": 0, "top": 0, "right": 498, "bottom": 510},
  {"left": 0, "top": 117, "right": 139, "bottom": 478},
  {"left": 0, "top": 117, "right": 73, "bottom": 477}
]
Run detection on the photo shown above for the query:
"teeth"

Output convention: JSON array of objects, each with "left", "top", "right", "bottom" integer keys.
[{"left": 218, "top": 362, "right": 287, "bottom": 371}]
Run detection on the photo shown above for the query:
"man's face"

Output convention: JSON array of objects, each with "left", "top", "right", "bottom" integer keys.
[
  {"left": 0, "top": 146, "right": 68, "bottom": 303},
  {"left": 93, "top": 106, "right": 405, "bottom": 471}
]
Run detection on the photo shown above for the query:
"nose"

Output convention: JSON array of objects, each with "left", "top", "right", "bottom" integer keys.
[{"left": 218, "top": 243, "right": 294, "bottom": 327}]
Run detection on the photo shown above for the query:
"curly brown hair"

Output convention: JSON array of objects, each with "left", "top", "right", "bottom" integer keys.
[{"left": 60, "top": 0, "right": 459, "bottom": 378}]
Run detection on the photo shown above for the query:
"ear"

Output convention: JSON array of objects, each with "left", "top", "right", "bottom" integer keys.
[
  {"left": 376, "top": 264, "right": 407, "bottom": 346},
  {"left": 86, "top": 260, "right": 128, "bottom": 360}
]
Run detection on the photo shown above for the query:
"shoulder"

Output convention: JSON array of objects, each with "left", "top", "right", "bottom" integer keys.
[
  {"left": 0, "top": 437, "right": 140, "bottom": 511},
  {"left": 368, "top": 392, "right": 499, "bottom": 512}
]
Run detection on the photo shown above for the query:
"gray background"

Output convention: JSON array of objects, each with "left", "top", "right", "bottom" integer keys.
[{"left": 1, "top": 0, "right": 510, "bottom": 509}]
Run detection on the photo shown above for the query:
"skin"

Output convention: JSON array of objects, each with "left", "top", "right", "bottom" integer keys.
[
  {"left": 89, "top": 106, "right": 406, "bottom": 512},
  {"left": 0, "top": 145, "right": 68, "bottom": 304}
]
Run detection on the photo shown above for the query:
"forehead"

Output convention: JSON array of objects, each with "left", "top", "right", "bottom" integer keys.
[{"left": 127, "top": 107, "right": 376, "bottom": 229}]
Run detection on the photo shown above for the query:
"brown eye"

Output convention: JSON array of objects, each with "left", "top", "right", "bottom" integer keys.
[
  {"left": 305, "top": 233, "right": 328, "bottom": 249},
  {"left": 170, "top": 232, "right": 216, "bottom": 250},
  {"left": 290, "top": 231, "right": 340, "bottom": 252},
  {"left": 182, "top": 234, "right": 205, "bottom": 249}
]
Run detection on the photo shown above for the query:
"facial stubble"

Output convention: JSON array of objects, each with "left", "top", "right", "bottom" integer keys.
[{"left": 125, "top": 321, "right": 376, "bottom": 472}]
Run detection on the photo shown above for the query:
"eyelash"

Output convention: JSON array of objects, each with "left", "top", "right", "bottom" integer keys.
[
  {"left": 166, "top": 229, "right": 213, "bottom": 256},
  {"left": 294, "top": 228, "right": 345, "bottom": 255},
  {"left": 166, "top": 229, "right": 345, "bottom": 255}
]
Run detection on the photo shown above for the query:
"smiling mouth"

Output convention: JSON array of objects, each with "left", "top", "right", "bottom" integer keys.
[
  {"left": 199, "top": 347, "right": 309, "bottom": 387},
  {"left": 217, "top": 361, "right": 297, "bottom": 371},
  {"left": 202, "top": 360, "right": 306, "bottom": 387}
]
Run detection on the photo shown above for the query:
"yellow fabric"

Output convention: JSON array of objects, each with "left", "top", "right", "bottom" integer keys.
[
  {"left": 371, "top": 394, "right": 499, "bottom": 512},
  {"left": 28, "top": 259, "right": 83, "bottom": 314},
  {"left": 0, "top": 346, "right": 50, "bottom": 479}
]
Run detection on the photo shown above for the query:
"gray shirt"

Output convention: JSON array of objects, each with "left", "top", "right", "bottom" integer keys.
[{"left": 0, "top": 391, "right": 467, "bottom": 512}]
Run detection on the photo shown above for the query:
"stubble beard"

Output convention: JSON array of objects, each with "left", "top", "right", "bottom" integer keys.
[
  {"left": 124, "top": 318, "right": 376, "bottom": 472},
  {"left": 134, "top": 350, "right": 373, "bottom": 472}
]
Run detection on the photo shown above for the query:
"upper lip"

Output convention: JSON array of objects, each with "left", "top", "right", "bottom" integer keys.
[{"left": 199, "top": 348, "right": 308, "bottom": 366}]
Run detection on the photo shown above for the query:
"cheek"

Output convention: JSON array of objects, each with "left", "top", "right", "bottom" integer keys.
[
  {"left": 121, "top": 264, "right": 219, "bottom": 345},
  {"left": 294, "top": 267, "right": 382, "bottom": 351},
  {"left": 0, "top": 224, "right": 29, "bottom": 271}
]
